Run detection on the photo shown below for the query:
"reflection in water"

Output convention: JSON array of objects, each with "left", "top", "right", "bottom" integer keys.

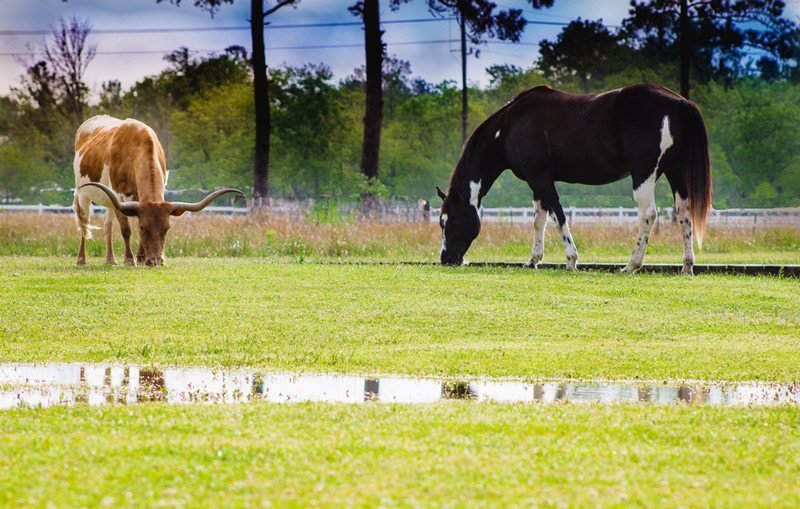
[{"left": 1, "top": 363, "right": 799, "bottom": 410}]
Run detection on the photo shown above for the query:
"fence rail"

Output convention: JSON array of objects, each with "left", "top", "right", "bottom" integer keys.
[
  {"left": 1, "top": 203, "right": 799, "bottom": 226},
  {"left": 431, "top": 206, "right": 800, "bottom": 226}
]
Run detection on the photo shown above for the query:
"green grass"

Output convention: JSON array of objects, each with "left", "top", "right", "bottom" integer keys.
[
  {"left": 1, "top": 403, "right": 799, "bottom": 507},
  {"left": 2, "top": 212, "right": 798, "bottom": 264},
  {"left": 2, "top": 257, "right": 798, "bottom": 381}
]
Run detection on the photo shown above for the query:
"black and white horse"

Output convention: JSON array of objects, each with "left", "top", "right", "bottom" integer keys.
[{"left": 436, "top": 84, "right": 711, "bottom": 275}]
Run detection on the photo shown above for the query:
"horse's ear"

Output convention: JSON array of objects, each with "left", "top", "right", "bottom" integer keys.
[{"left": 436, "top": 186, "right": 446, "bottom": 200}]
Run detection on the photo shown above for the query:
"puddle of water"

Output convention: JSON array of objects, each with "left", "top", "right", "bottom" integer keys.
[{"left": 1, "top": 363, "right": 798, "bottom": 410}]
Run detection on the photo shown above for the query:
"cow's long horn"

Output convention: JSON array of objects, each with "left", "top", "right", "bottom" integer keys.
[
  {"left": 80, "top": 182, "right": 139, "bottom": 216},
  {"left": 169, "top": 188, "right": 245, "bottom": 215}
]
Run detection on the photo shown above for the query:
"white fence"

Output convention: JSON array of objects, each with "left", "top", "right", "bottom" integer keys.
[
  {"left": 433, "top": 206, "right": 800, "bottom": 226},
  {"left": 1, "top": 203, "right": 799, "bottom": 226}
]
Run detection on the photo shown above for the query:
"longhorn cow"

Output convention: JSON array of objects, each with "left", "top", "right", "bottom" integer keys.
[{"left": 73, "top": 115, "right": 244, "bottom": 266}]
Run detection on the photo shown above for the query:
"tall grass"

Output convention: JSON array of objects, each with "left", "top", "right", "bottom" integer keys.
[{"left": 0, "top": 211, "right": 797, "bottom": 263}]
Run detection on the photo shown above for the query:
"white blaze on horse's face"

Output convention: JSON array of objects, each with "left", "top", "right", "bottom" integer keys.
[{"left": 440, "top": 188, "right": 482, "bottom": 265}]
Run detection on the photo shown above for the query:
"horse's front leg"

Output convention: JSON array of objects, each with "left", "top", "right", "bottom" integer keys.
[
  {"left": 623, "top": 173, "right": 657, "bottom": 273},
  {"left": 527, "top": 183, "right": 579, "bottom": 271},
  {"left": 525, "top": 200, "right": 547, "bottom": 267}
]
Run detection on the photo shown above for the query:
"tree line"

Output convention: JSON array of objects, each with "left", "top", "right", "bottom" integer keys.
[{"left": 0, "top": 0, "right": 798, "bottom": 209}]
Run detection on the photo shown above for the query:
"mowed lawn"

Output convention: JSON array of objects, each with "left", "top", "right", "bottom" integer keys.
[
  {"left": 2, "top": 257, "right": 800, "bottom": 507},
  {"left": 1, "top": 403, "right": 799, "bottom": 507},
  {"left": 1, "top": 257, "right": 799, "bottom": 381}
]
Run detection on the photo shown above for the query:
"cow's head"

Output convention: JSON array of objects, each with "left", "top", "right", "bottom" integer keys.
[{"left": 81, "top": 182, "right": 245, "bottom": 266}]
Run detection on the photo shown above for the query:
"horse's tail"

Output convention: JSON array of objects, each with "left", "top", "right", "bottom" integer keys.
[{"left": 680, "top": 100, "right": 712, "bottom": 248}]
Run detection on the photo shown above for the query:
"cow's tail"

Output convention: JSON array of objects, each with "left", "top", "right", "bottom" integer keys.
[
  {"left": 680, "top": 101, "right": 712, "bottom": 248},
  {"left": 74, "top": 194, "right": 97, "bottom": 239}
]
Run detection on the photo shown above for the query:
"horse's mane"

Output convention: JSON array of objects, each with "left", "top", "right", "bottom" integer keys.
[{"left": 448, "top": 86, "right": 553, "bottom": 192}]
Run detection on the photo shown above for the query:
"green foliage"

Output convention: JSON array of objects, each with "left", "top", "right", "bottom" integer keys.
[{"left": 2, "top": 39, "right": 800, "bottom": 208}]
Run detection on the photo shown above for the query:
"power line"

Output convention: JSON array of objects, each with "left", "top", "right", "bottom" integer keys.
[
  {"left": 0, "top": 18, "right": 453, "bottom": 36},
  {"left": 0, "top": 17, "right": 569, "bottom": 37},
  {"left": 0, "top": 38, "right": 544, "bottom": 57},
  {"left": 0, "top": 39, "right": 466, "bottom": 57}
]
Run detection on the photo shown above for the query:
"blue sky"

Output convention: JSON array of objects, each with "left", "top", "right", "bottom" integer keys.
[{"left": 0, "top": 0, "right": 797, "bottom": 97}]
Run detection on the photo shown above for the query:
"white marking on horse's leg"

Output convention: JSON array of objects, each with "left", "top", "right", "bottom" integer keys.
[
  {"left": 494, "top": 129, "right": 501, "bottom": 139},
  {"left": 675, "top": 193, "right": 695, "bottom": 275},
  {"left": 440, "top": 213, "right": 448, "bottom": 255},
  {"left": 525, "top": 200, "right": 548, "bottom": 267},
  {"left": 621, "top": 117, "right": 671, "bottom": 273},
  {"left": 469, "top": 180, "right": 481, "bottom": 211},
  {"left": 560, "top": 221, "right": 578, "bottom": 271},
  {"left": 623, "top": 172, "right": 658, "bottom": 273}
]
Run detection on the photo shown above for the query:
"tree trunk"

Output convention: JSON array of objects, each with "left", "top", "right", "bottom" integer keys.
[
  {"left": 360, "top": 0, "right": 383, "bottom": 182},
  {"left": 460, "top": 11, "right": 468, "bottom": 145},
  {"left": 679, "top": 0, "right": 690, "bottom": 99},
  {"left": 251, "top": 0, "right": 270, "bottom": 207}
]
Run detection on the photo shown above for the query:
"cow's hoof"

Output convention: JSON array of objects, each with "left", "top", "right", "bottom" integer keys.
[
  {"left": 76, "top": 258, "right": 86, "bottom": 266},
  {"left": 620, "top": 264, "right": 640, "bottom": 273},
  {"left": 124, "top": 258, "right": 136, "bottom": 267},
  {"left": 681, "top": 265, "right": 694, "bottom": 276},
  {"left": 105, "top": 258, "right": 117, "bottom": 265}
]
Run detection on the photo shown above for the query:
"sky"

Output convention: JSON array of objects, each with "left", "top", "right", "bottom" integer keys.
[{"left": 1, "top": 0, "right": 798, "bottom": 98}]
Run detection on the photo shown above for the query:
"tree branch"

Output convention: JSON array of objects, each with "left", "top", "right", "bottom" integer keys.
[{"left": 264, "top": 0, "right": 296, "bottom": 18}]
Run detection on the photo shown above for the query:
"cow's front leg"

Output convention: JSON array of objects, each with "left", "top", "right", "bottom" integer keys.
[
  {"left": 74, "top": 194, "right": 91, "bottom": 266},
  {"left": 103, "top": 210, "right": 117, "bottom": 265},
  {"left": 525, "top": 200, "right": 547, "bottom": 267},
  {"left": 136, "top": 243, "right": 145, "bottom": 265},
  {"left": 623, "top": 173, "right": 657, "bottom": 273},
  {"left": 114, "top": 211, "right": 136, "bottom": 266}
]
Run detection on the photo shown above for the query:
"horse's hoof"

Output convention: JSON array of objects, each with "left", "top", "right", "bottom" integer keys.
[
  {"left": 124, "top": 258, "right": 136, "bottom": 267},
  {"left": 105, "top": 258, "right": 117, "bottom": 265},
  {"left": 681, "top": 266, "right": 694, "bottom": 276},
  {"left": 524, "top": 260, "right": 539, "bottom": 269},
  {"left": 620, "top": 264, "right": 639, "bottom": 273},
  {"left": 76, "top": 258, "right": 86, "bottom": 266},
  {"left": 566, "top": 256, "right": 578, "bottom": 271}
]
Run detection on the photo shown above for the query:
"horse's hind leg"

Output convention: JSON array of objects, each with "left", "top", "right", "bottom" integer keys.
[
  {"left": 665, "top": 171, "right": 694, "bottom": 275},
  {"left": 528, "top": 181, "right": 578, "bottom": 271},
  {"left": 622, "top": 171, "right": 658, "bottom": 273}
]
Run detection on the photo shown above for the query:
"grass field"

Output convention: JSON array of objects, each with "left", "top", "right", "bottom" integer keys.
[
  {"left": 2, "top": 214, "right": 799, "bottom": 507},
  {"left": 2, "top": 403, "right": 799, "bottom": 507},
  {"left": 1, "top": 257, "right": 798, "bottom": 381},
  {"left": 1, "top": 212, "right": 798, "bottom": 264}
]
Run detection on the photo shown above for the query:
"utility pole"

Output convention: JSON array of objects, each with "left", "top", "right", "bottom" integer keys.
[
  {"left": 679, "top": 0, "right": 690, "bottom": 99},
  {"left": 459, "top": 10, "right": 468, "bottom": 145}
]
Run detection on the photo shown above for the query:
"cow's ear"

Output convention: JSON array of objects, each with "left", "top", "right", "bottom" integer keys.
[{"left": 436, "top": 186, "right": 446, "bottom": 200}]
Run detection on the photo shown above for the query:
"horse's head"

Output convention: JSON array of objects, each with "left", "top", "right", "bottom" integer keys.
[{"left": 437, "top": 185, "right": 481, "bottom": 265}]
